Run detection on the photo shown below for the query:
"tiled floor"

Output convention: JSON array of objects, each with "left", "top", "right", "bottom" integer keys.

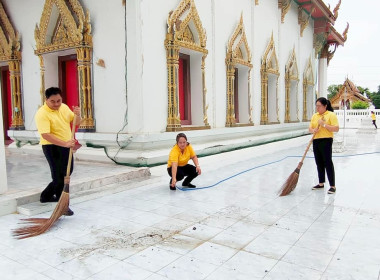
[{"left": 1, "top": 129, "right": 380, "bottom": 279}]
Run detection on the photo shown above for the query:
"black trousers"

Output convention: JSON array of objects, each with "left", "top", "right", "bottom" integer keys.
[
  {"left": 167, "top": 164, "right": 198, "bottom": 185},
  {"left": 312, "top": 138, "right": 335, "bottom": 186},
  {"left": 372, "top": 120, "right": 377, "bottom": 129},
  {"left": 41, "top": 145, "right": 73, "bottom": 201}
]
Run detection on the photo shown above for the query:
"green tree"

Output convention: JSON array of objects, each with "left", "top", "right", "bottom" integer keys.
[
  {"left": 372, "top": 94, "right": 380, "bottom": 109},
  {"left": 327, "top": 84, "right": 342, "bottom": 100},
  {"left": 351, "top": 100, "right": 369, "bottom": 109}
]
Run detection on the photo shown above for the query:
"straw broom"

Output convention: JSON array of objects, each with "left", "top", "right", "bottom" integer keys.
[
  {"left": 279, "top": 126, "right": 319, "bottom": 196},
  {"left": 12, "top": 115, "right": 77, "bottom": 239}
]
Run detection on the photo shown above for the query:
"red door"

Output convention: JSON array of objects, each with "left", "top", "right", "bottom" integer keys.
[
  {"left": 59, "top": 55, "right": 79, "bottom": 109},
  {"left": 178, "top": 54, "right": 191, "bottom": 125},
  {"left": 59, "top": 55, "right": 80, "bottom": 147},
  {"left": 234, "top": 68, "right": 239, "bottom": 123},
  {"left": 1, "top": 67, "right": 12, "bottom": 143}
]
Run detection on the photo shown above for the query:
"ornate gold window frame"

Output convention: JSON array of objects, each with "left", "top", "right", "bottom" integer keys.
[
  {"left": 0, "top": 2, "right": 24, "bottom": 130},
  {"left": 165, "top": 0, "right": 209, "bottom": 132},
  {"left": 302, "top": 56, "right": 314, "bottom": 121},
  {"left": 225, "top": 14, "right": 253, "bottom": 127},
  {"left": 35, "top": 0, "right": 94, "bottom": 131},
  {"left": 284, "top": 47, "right": 299, "bottom": 123},
  {"left": 260, "top": 33, "right": 279, "bottom": 124}
]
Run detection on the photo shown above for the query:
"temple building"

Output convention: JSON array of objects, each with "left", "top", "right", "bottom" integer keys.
[
  {"left": 330, "top": 78, "right": 371, "bottom": 110},
  {"left": 0, "top": 0, "right": 348, "bottom": 166}
]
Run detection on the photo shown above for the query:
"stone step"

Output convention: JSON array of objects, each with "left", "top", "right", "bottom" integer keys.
[
  {"left": 0, "top": 167, "right": 151, "bottom": 217},
  {"left": 17, "top": 176, "right": 161, "bottom": 216}
]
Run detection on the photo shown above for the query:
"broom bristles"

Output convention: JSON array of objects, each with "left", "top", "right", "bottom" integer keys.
[
  {"left": 12, "top": 191, "right": 70, "bottom": 239},
  {"left": 278, "top": 162, "right": 302, "bottom": 196}
]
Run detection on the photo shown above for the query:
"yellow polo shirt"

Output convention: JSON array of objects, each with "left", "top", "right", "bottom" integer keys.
[
  {"left": 371, "top": 113, "right": 376, "bottom": 121},
  {"left": 167, "top": 144, "right": 196, "bottom": 168},
  {"left": 310, "top": 110, "right": 339, "bottom": 139},
  {"left": 35, "top": 103, "right": 74, "bottom": 145}
]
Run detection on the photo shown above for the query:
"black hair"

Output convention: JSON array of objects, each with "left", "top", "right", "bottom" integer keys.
[
  {"left": 45, "top": 87, "right": 62, "bottom": 99},
  {"left": 176, "top": 133, "right": 187, "bottom": 143},
  {"left": 316, "top": 97, "right": 334, "bottom": 112}
]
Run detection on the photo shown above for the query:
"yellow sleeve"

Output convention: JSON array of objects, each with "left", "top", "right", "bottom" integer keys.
[
  {"left": 168, "top": 147, "right": 179, "bottom": 163},
  {"left": 329, "top": 112, "right": 339, "bottom": 126},
  {"left": 62, "top": 104, "right": 75, "bottom": 122},
  {"left": 188, "top": 144, "right": 196, "bottom": 158},
  {"left": 35, "top": 110, "right": 50, "bottom": 135}
]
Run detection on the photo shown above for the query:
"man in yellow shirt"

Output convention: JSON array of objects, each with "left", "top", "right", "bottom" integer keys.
[{"left": 35, "top": 87, "right": 81, "bottom": 215}]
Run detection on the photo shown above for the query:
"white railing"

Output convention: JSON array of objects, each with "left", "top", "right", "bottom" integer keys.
[{"left": 335, "top": 109, "right": 380, "bottom": 128}]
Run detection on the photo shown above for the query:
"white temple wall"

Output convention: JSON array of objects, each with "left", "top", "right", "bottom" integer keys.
[
  {"left": 300, "top": 20, "right": 316, "bottom": 116},
  {"left": 3, "top": 0, "right": 127, "bottom": 133},
  {"left": 83, "top": 0, "right": 127, "bottom": 133},
  {"left": 252, "top": 0, "right": 280, "bottom": 125},
  {"left": 279, "top": 4, "right": 300, "bottom": 123},
  {"left": 3, "top": 0, "right": 45, "bottom": 131},
  {"left": 213, "top": 0, "right": 252, "bottom": 128}
]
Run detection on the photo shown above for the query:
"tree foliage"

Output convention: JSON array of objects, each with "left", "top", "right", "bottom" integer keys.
[
  {"left": 351, "top": 100, "right": 369, "bottom": 109},
  {"left": 327, "top": 84, "right": 342, "bottom": 100}
]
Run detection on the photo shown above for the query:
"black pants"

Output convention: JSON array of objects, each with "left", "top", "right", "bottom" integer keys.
[
  {"left": 373, "top": 120, "right": 377, "bottom": 129},
  {"left": 167, "top": 164, "right": 198, "bottom": 185},
  {"left": 313, "top": 138, "right": 335, "bottom": 186},
  {"left": 41, "top": 145, "right": 73, "bottom": 201}
]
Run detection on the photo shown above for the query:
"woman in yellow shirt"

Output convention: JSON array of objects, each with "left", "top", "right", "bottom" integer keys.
[
  {"left": 371, "top": 111, "right": 377, "bottom": 129},
  {"left": 167, "top": 133, "right": 201, "bottom": 190},
  {"left": 309, "top": 97, "right": 339, "bottom": 194}
]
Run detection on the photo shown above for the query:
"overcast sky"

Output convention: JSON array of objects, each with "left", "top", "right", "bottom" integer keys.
[{"left": 326, "top": 0, "right": 380, "bottom": 92}]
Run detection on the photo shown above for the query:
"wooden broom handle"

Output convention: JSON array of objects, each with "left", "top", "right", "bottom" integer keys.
[
  {"left": 300, "top": 117, "right": 324, "bottom": 164},
  {"left": 65, "top": 114, "right": 77, "bottom": 177}
]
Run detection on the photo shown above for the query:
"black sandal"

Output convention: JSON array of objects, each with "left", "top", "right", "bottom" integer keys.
[{"left": 312, "top": 184, "right": 324, "bottom": 190}]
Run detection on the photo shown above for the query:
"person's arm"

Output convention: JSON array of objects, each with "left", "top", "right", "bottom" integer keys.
[
  {"left": 41, "top": 133, "right": 76, "bottom": 148},
  {"left": 171, "top": 162, "right": 178, "bottom": 187},
  {"left": 72, "top": 106, "right": 81, "bottom": 125},
  {"left": 191, "top": 155, "right": 201, "bottom": 175},
  {"left": 319, "top": 121, "right": 339, "bottom": 132},
  {"left": 318, "top": 117, "right": 339, "bottom": 132}
]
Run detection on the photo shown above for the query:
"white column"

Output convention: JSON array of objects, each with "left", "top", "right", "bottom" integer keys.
[
  {"left": 0, "top": 96, "right": 8, "bottom": 194},
  {"left": 318, "top": 57, "right": 328, "bottom": 98}
]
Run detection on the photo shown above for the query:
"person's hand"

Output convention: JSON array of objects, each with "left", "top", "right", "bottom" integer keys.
[
  {"left": 317, "top": 119, "right": 325, "bottom": 126},
  {"left": 196, "top": 165, "right": 201, "bottom": 175},
  {"left": 64, "top": 139, "right": 76, "bottom": 148},
  {"left": 72, "top": 106, "right": 81, "bottom": 117},
  {"left": 312, "top": 127, "right": 319, "bottom": 134},
  {"left": 171, "top": 178, "right": 177, "bottom": 187}
]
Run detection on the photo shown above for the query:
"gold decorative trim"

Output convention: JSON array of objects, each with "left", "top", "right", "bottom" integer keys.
[
  {"left": 165, "top": 0, "right": 209, "bottom": 131},
  {"left": 313, "top": 32, "right": 327, "bottom": 58},
  {"left": 35, "top": 0, "right": 94, "bottom": 131},
  {"left": 279, "top": 0, "right": 292, "bottom": 23},
  {"left": 284, "top": 47, "right": 299, "bottom": 123},
  {"left": 225, "top": 14, "right": 253, "bottom": 127},
  {"left": 333, "top": 0, "right": 341, "bottom": 20},
  {"left": 0, "top": 1, "right": 24, "bottom": 129},
  {"left": 261, "top": 33, "right": 279, "bottom": 125},
  {"left": 343, "top": 22, "right": 349, "bottom": 41},
  {"left": 302, "top": 56, "right": 314, "bottom": 121},
  {"left": 35, "top": 0, "right": 92, "bottom": 55},
  {"left": 298, "top": 6, "right": 311, "bottom": 37},
  {"left": 38, "top": 55, "right": 45, "bottom": 105}
]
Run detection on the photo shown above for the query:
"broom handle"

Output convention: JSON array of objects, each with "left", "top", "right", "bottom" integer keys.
[
  {"left": 300, "top": 121, "right": 323, "bottom": 164},
  {"left": 65, "top": 114, "right": 77, "bottom": 177}
]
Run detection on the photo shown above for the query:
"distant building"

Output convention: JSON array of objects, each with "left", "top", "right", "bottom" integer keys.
[{"left": 330, "top": 78, "right": 370, "bottom": 110}]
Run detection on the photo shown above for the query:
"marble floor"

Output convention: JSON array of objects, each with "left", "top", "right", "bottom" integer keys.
[{"left": 1, "top": 129, "right": 380, "bottom": 280}]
